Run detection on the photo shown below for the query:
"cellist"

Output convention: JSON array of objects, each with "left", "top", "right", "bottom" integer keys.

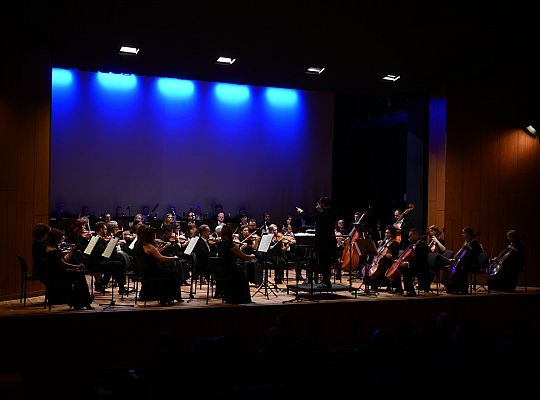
[
  {"left": 445, "top": 226, "right": 483, "bottom": 294},
  {"left": 487, "top": 229, "right": 524, "bottom": 292}
]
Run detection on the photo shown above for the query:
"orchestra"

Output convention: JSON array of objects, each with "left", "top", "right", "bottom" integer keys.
[{"left": 36, "top": 199, "right": 525, "bottom": 309}]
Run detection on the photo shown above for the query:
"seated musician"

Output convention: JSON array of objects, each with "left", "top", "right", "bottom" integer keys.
[
  {"left": 365, "top": 225, "right": 400, "bottom": 293},
  {"left": 134, "top": 226, "right": 183, "bottom": 305},
  {"left": 43, "top": 228, "right": 93, "bottom": 310},
  {"left": 215, "top": 224, "right": 256, "bottom": 304},
  {"left": 488, "top": 229, "right": 524, "bottom": 292},
  {"left": 87, "top": 221, "right": 127, "bottom": 295},
  {"left": 394, "top": 228, "right": 430, "bottom": 296},
  {"left": 268, "top": 224, "right": 287, "bottom": 284},
  {"left": 427, "top": 225, "right": 446, "bottom": 254},
  {"left": 192, "top": 224, "right": 216, "bottom": 285},
  {"left": 238, "top": 224, "right": 262, "bottom": 285}
]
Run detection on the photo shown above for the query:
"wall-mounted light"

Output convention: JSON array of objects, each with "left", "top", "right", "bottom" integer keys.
[{"left": 524, "top": 124, "right": 537, "bottom": 137}]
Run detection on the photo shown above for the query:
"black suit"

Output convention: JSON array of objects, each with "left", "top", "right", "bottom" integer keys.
[
  {"left": 193, "top": 237, "right": 213, "bottom": 278},
  {"left": 301, "top": 207, "right": 337, "bottom": 286}
]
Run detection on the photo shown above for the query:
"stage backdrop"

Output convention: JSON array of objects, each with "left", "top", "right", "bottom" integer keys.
[{"left": 51, "top": 69, "right": 334, "bottom": 222}]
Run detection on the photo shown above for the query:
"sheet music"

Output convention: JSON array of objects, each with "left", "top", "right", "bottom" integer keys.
[
  {"left": 183, "top": 236, "right": 199, "bottom": 256},
  {"left": 83, "top": 235, "right": 99, "bottom": 255},
  {"left": 128, "top": 236, "right": 138, "bottom": 250},
  {"left": 102, "top": 238, "right": 119, "bottom": 258},
  {"left": 257, "top": 233, "right": 274, "bottom": 253}
]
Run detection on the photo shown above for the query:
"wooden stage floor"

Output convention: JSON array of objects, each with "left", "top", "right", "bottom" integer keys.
[{"left": 1, "top": 274, "right": 539, "bottom": 400}]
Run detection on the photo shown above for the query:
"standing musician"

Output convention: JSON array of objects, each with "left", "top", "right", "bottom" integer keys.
[
  {"left": 487, "top": 229, "right": 525, "bottom": 292},
  {"left": 335, "top": 219, "right": 347, "bottom": 278},
  {"left": 445, "top": 226, "right": 483, "bottom": 294},
  {"left": 393, "top": 203, "right": 414, "bottom": 249},
  {"left": 395, "top": 228, "right": 430, "bottom": 296},
  {"left": 296, "top": 196, "right": 337, "bottom": 288}
]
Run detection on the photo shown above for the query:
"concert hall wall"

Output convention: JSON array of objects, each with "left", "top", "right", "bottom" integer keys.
[{"left": 50, "top": 69, "right": 334, "bottom": 221}]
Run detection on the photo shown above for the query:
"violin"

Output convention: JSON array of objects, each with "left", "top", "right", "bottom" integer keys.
[{"left": 428, "top": 227, "right": 445, "bottom": 253}]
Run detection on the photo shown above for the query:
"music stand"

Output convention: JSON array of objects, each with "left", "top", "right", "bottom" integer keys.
[
  {"left": 282, "top": 232, "right": 316, "bottom": 303},
  {"left": 353, "top": 237, "right": 378, "bottom": 297},
  {"left": 183, "top": 237, "right": 200, "bottom": 302},
  {"left": 98, "top": 238, "right": 134, "bottom": 309},
  {"left": 252, "top": 233, "right": 278, "bottom": 299}
]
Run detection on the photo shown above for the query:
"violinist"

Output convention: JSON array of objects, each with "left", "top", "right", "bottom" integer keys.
[
  {"left": 487, "top": 229, "right": 524, "bottom": 292},
  {"left": 268, "top": 224, "right": 287, "bottom": 284},
  {"left": 237, "top": 225, "right": 263, "bottom": 285},
  {"left": 192, "top": 224, "right": 215, "bottom": 285},
  {"left": 427, "top": 225, "right": 446, "bottom": 254},
  {"left": 87, "top": 221, "right": 128, "bottom": 295}
]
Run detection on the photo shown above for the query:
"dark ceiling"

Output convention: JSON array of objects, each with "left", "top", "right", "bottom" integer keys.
[{"left": 6, "top": 1, "right": 539, "bottom": 98}]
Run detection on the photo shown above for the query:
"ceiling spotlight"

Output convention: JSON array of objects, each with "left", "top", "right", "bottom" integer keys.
[
  {"left": 216, "top": 57, "right": 236, "bottom": 65},
  {"left": 383, "top": 74, "right": 400, "bottom": 82},
  {"left": 306, "top": 67, "right": 325, "bottom": 75},
  {"left": 119, "top": 46, "right": 140, "bottom": 55}
]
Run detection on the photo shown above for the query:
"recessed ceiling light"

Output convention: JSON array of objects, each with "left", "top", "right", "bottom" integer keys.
[
  {"left": 383, "top": 74, "right": 400, "bottom": 82},
  {"left": 119, "top": 46, "right": 139, "bottom": 55},
  {"left": 216, "top": 57, "right": 236, "bottom": 65},
  {"left": 306, "top": 67, "right": 325, "bottom": 75}
]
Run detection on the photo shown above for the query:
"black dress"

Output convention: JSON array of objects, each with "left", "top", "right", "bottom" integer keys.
[
  {"left": 216, "top": 241, "right": 251, "bottom": 304},
  {"left": 43, "top": 249, "right": 92, "bottom": 308},
  {"left": 135, "top": 247, "right": 181, "bottom": 305}
]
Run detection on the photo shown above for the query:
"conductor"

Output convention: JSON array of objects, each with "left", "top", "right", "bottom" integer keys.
[{"left": 296, "top": 196, "right": 337, "bottom": 288}]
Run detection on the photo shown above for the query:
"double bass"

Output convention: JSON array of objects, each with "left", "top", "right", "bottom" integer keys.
[
  {"left": 341, "top": 210, "right": 369, "bottom": 272},
  {"left": 394, "top": 203, "right": 415, "bottom": 244}
]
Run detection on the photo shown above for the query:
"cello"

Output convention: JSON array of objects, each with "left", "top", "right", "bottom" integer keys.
[
  {"left": 487, "top": 246, "right": 515, "bottom": 279},
  {"left": 386, "top": 244, "right": 416, "bottom": 281},
  {"left": 366, "top": 239, "right": 392, "bottom": 279},
  {"left": 443, "top": 234, "right": 479, "bottom": 287}
]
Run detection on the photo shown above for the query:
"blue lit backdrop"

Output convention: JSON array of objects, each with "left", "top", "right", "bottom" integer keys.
[{"left": 51, "top": 68, "right": 334, "bottom": 220}]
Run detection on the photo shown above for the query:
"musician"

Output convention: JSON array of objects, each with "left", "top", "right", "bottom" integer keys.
[
  {"left": 43, "top": 228, "right": 93, "bottom": 310},
  {"left": 261, "top": 211, "right": 273, "bottom": 234},
  {"left": 369, "top": 219, "right": 385, "bottom": 244},
  {"left": 215, "top": 224, "right": 257, "bottom": 304},
  {"left": 32, "top": 223, "right": 51, "bottom": 284},
  {"left": 296, "top": 196, "right": 337, "bottom": 288},
  {"left": 88, "top": 221, "right": 128, "bottom": 295},
  {"left": 393, "top": 208, "right": 412, "bottom": 250},
  {"left": 366, "top": 225, "right": 400, "bottom": 293},
  {"left": 427, "top": 225, "right": 446, "bottom": 253},
  {"left": 192, "top": 224, "right": 215, "bottom": 284},
  {"left": 488, "top": 229, "right": 524, "bottom": 292},
  {"left": 348, "top": 212, "right": 362, "bottom": 233},
  {"left": 396, "top": 228, "right": 430, "bottom": 296},
  {"left": 134, "top": 227, "right": 183, "bottom": 305},
  {"left": 238, "top": 225, "right": 263, "bottom": 285},
  {"left": 446, "top": 226, "right": 483, "bottom": 294},
  {"left": 268, "top": 224, "right": 287, "bottom": 284}
]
